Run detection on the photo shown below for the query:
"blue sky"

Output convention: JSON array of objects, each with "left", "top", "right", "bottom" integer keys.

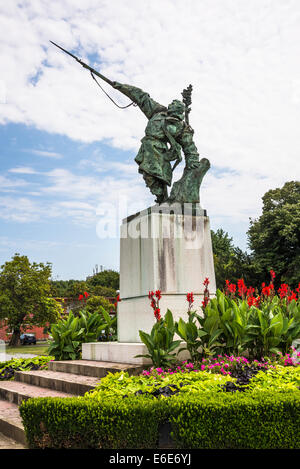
[{"left": 0, "top": 1, "right": 299, "bottom": 279}]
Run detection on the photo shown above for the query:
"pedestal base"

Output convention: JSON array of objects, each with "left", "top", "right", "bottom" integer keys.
[
  {"left": 118, "top": 204, "right": 216, "bottom": 343},
  {"left": 82, "top": 341, "right": 190, "bottom": 365}
]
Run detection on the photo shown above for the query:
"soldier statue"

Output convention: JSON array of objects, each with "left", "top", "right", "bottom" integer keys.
[{"left": 50, "top": 41, "right": 210, "bottom": 204}]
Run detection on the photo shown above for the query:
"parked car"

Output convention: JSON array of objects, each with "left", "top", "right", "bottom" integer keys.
[{"left": 20, "top": 333, "right": 36, "bottom": 345}]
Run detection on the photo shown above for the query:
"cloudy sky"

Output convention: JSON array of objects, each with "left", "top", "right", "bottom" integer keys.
[{"left": 0, "top": 0, "right": 299, "bottom": 279}]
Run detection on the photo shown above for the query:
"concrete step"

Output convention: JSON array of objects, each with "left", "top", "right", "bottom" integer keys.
[
  {"left": 0, "top": 380, "right": 74, "bottom": 405},
  {"left": 14, "top": 370, "right": 100, "bottom": 395},
  {"left": 0, "top": 399, "right": 26, "bottom": 446},
  {"left": 0, "top": 431, "right": 26, "bottom": 449},
  {"left": 48, "top": 359, "right": 143, "bottom": 378}
]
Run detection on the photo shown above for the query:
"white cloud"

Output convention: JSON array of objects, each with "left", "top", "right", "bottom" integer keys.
[
  {"left": 24, "top": 149, "right": 63, "bottom": 159},
  {"left": 0, "top": 196, "right": 41, "bottom": 222},
  {"left": 0, "top": 0, "right": 299, "bottom": 234},
  {"left": 0, "top": 175, "right": 29, "bottom": 191},
  {"left": 9, "top": 167, "right": 38, "bottom": 174}
]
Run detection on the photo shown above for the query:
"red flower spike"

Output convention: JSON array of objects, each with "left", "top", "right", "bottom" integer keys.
[
  {"left": 186, "top": 292, "right": 194, "bottom": 303},
  {"left": 288, "top": 291, "right": 297, "bottom": 302},
  {"left": 154, "top": 308, "right": 161, "bottom": 321},
  {"left": 270, "top": 270, "right": 276, "bottom": 280},
  {"left": 155, "top": 290, "right": 162, "bottom": 300},
  {"left": 78, "top": 294, "right": 84, "bottom": 301},
  {"left": 278, "top": 284, "right": 289, "bottom": 299}
]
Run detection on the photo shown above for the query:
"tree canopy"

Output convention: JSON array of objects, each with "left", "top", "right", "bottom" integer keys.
[
  {"left": 0, "top": 254, "right": 62, "bottom": 345},
  {"left": 247, "top": 181, "right": 300, "bottom": 288},
  {"left": 87, "top": 270, "right": 119, "bottom": 291},
  {"left": 50, "top": 271, "right": 119, "bottom": 298},
  {"left": 211, "top": 229, "right": 259, "bottom": 289}
]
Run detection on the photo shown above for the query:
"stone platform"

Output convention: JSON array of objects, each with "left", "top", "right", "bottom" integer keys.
[
  {"left": 118, "top": 203, "right": 216, "bottom": 342},
  {"left": 0, "top": 360, "right": 142, "bottom": 446},
  {"left": 83, "top": 204, "right": 216, "bottom": 364}
]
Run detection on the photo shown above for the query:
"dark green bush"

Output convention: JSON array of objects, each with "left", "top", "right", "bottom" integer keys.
[
  {"left": 20, "top": 395, "right": 164, "bottom": 449},
  {"left": 20, "top": 389, "right": 300, "bottom": 449}
]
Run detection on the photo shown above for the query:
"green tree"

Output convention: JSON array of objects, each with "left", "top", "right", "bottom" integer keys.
[
  {"left": 247, "top": 181, "right": 300, "bottom": 288},
  {"left": 87, "top": 270, "right": 119, "bottom": 291},
  {"left": 211, "top": 229, "right": 260, "bottom": 289},
  {"left": 211, "top": 229, "right": 234, "bottom": 289},
  {"left": 0, "top": 254, "right": 62, "bottom": 346},
  {"left": 50, "top": 280, "right": 88, "bottom": 298}
]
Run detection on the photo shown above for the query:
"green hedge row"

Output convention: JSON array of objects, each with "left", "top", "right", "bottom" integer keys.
[{"left": 20, "top": 390, "right": 300, "bottom": 449}]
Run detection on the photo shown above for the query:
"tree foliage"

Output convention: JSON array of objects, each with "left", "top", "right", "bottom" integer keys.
[
  {"left": 0, "top": 254, "right": 62, "bottom": 345},
  {"left": 86, "top": 270, "right": 119, "bottom": 291},
  {"left": 50, "top": 277, "right": 117, "bottom": 298},
  {"left": 247, "top": 181, "right": 300, "bottom": 288},
  {"left": 211, "top": 229, "right": 259, "bottom": 289}
]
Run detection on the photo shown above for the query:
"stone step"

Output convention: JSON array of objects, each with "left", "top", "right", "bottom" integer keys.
[
  {"left": 14, "top": 370, "right": 100, "bottom": 395},
  {"left": 0, "top": 380, "right": 74, "bottom": 405},
  {"left": 48, "top": 359, "right": 143, "bottom": 378},
  {"left": 0, "top": 399, "right": 26, "bottom": 446}
]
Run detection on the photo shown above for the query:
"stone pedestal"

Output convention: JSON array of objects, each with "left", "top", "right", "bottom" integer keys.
[
  {"left": 118, "top": 204, "right": 216, "bottom": 342},
  {"left": 82, "top": 204, "right": 216, "bottom": 364}
]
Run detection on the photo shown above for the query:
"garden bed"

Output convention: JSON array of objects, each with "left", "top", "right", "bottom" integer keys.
[{"left": 20, "top": 357, "right": 300, "bottom": 449}]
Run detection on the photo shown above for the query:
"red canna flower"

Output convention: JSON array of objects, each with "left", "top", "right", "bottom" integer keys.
[
  {"left": 253, "top": 296, "right": 261, "bottom": 307},
  {"left": 237, "top": 279, "right": 247, "bottom": 298},
  {"left": 203, "top": 278, "right": 209, "bottom": 287},
  {"left": 113, "top": 294, "right": 121, "bottom": 310},
  {"left": 155, "top": 290, "right": 162, "bottom": 300},
  {"left": 154, "top": 308, "right": 161, "bottom": 321},
  {"left": 270, "top": 270, "right": 276, "bottom": 281},
  {"left": 78, "top": 294, "right": 84, "bottom": 301},
  {"left": 262, "top": 285, "right": 271, "bottom": 297},
  {"left": 186, "top": 292, "right": 194, "bottom": 303},
  {"left": 247, "top": 286, "right": 255, "bottom": 297},
  {"left": 288, "top": 291, "right": 297, "bottom": 302},
  {"left": 84, "top": 291, "right": 89, "bottom": 298},
  {"left": 225, "top": 280, "right": 236, "bottom": 296},
  {"left": 278, "top": 283, "right": 289, "bottom": 299},
  {"left": 186, "top": 292, "right": 194, "bottom": 312},
  {"left": 149, "top": 289, "right": 161, "bottom": 321}
]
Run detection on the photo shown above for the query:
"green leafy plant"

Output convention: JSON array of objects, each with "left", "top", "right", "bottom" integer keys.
[
  {"left": 48, "top": 311, "right": 85, "bottom": 360},
  {"left": 136, "top": 310, "right": 181, "bottom": 368},
  {"left": 0, "top": 356, "right": 54, "bottom": 380},
  {"left": 48, "top": 309, "right": 110, "bottom": 360},
  {"left": 175, "top": 312, "right": 206, "bottom": 362},
  {"left": 97, "top": 305, "right": 117, "bottom": 341}
]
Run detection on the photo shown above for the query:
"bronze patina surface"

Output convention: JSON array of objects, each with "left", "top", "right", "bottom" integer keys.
[{"left": 51, "top": 41, "right": 210, "bottom": 204}]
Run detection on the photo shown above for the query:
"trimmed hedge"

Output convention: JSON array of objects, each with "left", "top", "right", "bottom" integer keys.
[{"left": 20, "top": 390, "right": 300, "bottom": 449}]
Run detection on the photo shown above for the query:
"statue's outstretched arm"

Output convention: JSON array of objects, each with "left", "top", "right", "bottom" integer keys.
[{"left": 112, "top": 81, "right": 166, "bottom": 119}]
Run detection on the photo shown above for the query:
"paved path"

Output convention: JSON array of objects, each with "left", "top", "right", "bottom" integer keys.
[
  {"left": 1, "top": 353, "right": 38, "bottom": 361},
  {"left": 0, "top": 432, "right": 25, "bottom": 449}
]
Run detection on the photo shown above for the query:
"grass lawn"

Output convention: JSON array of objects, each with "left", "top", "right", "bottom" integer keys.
[{"left": 6, "top": 342, "right": 50, "bottom": 356}]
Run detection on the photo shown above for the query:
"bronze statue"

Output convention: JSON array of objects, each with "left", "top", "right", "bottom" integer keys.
[{"left": 50, "top": 41, "right": 210, "bottom": 204}]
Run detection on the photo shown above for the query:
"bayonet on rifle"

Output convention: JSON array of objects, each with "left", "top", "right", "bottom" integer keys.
[{"left": 49, "top": 41, "right": 113, "bottom": 87}]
